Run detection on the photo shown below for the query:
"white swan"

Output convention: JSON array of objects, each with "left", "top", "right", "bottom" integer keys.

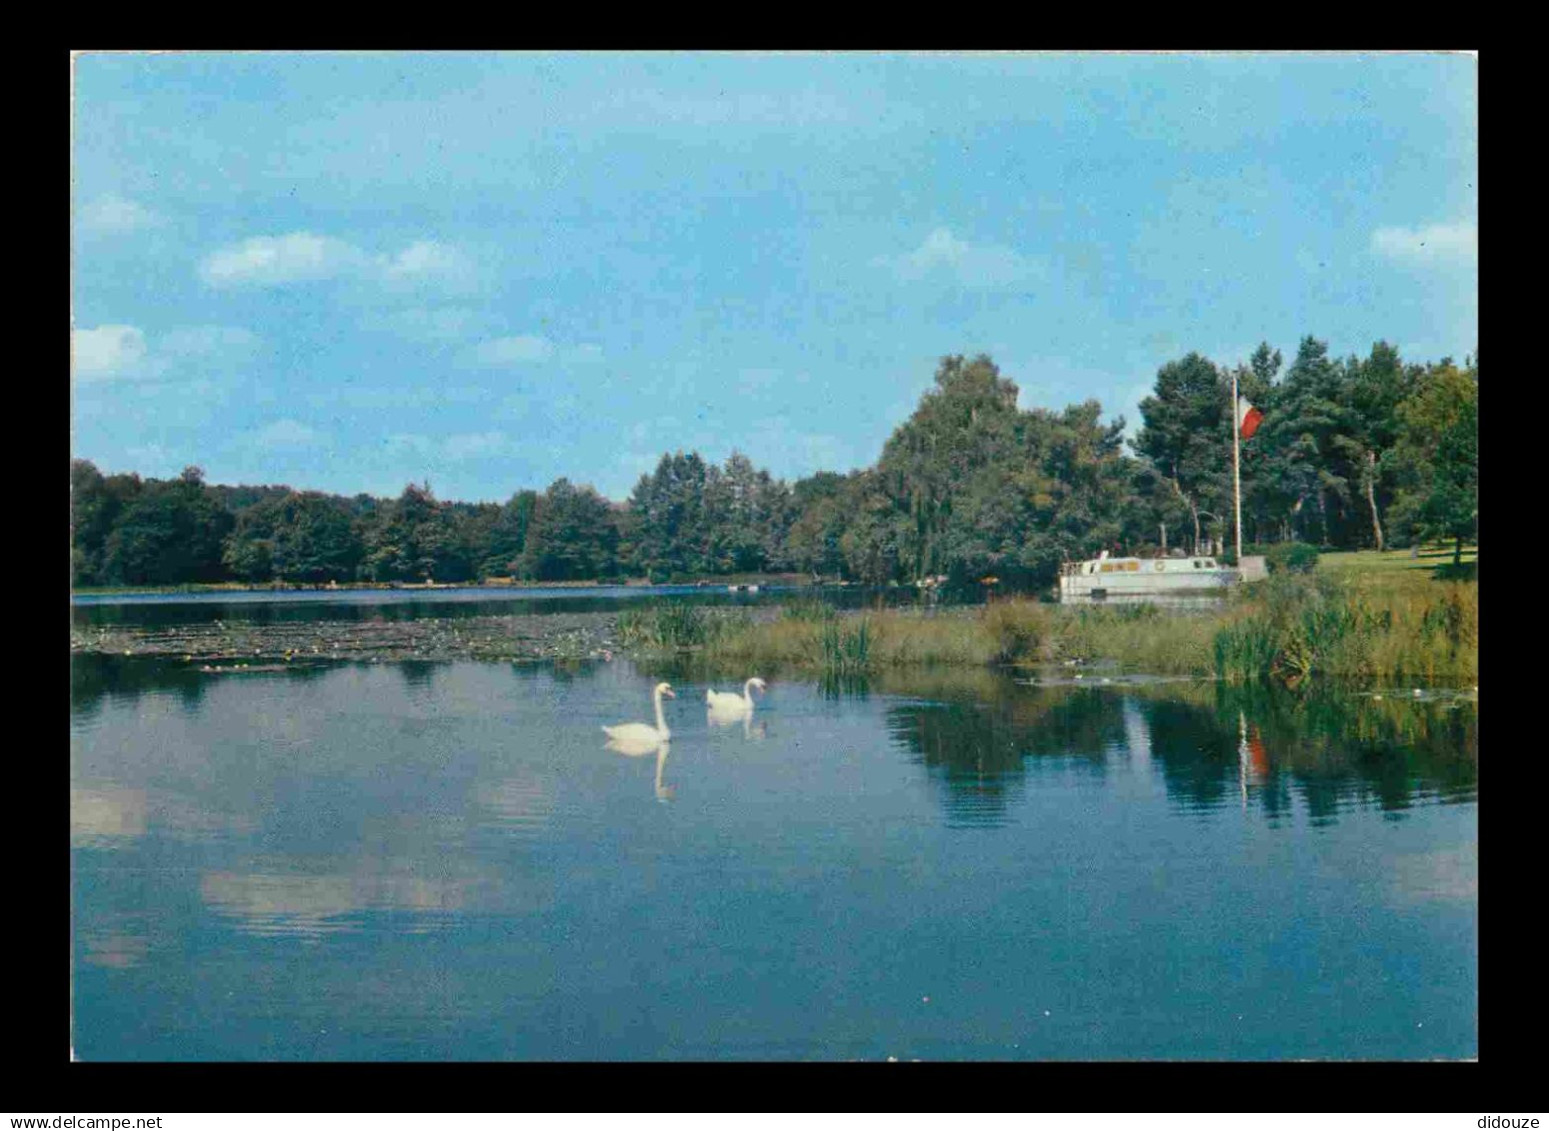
[
  {"left": 603, "top": 681, "right": 675, "bottom": 756},
  {"left": 706, "top": 677, "right": 766, "bottom": 718}
]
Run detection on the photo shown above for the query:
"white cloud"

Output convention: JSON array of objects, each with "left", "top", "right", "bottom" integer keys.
[
  {"left": 303, "top": 383, "right": 485, "bottom": 412},
  {"left": 252, "top": 419, "right": 325, "bottom": 450},
  {"left": 471, "top": 335, "right": 556, "bottom": 366},
  {"left": 359, "top": 306, "right": 487, "bottom": 344},
  {"left": 1371, "top": 220, "right": 1478, "bottom": 265},
  {"left": 124, "top": 443, "right": 176, "bottom": 472},
  {"left": 377, "top": 241, "right": 475, "bottom": 289},
  {"left": 199, "top": 232, "right": 478, "bottom": 292},
  {"left": 78, "top": 194, "right": 158, "bottom": 234},
  {"left": 73, "top": 323, "right": 261, "bottom": 384},
  {"left": 160, "top": 325, "right": 261, "bottom": 360},
  {"left": 383, "top": 433, "right": 437, "bottom": 457},
  {"left": 563, "top": 343, "right": 605, "bottom": 365},
  {"left": 443, "top": 431, "right": 512, "bottom": 461},
  {"left": 879, "top": 227, "right": 1043, "bottom": 289},
  {"left": 470, "top": 337, "right": 603, "bottom": 370},
  {"left": 72, "top": 325, "right": 160, "bottom": 380},
  {"left": 375, "top": 431, "right": 518, "bottom": 471},
  {"left": 602, "top": 87, "right": 861, "bottom": 129},
  {"left": 200, "top": 232, "right": 365, "bottom": 287}
]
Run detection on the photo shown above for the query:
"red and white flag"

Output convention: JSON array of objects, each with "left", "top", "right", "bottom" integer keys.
[{"left": 1237, "top": 396, "right": 1264, "bottom": 441}]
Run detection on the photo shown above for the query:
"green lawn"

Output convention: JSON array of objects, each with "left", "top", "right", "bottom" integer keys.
[{"left": 1318, "top": 545, "right": 1478, "bottom": 575}]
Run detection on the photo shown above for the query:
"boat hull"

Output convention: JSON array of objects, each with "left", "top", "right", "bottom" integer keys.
[{"left": 1059, "top": 559, "right": 1240, "bottom": 602}]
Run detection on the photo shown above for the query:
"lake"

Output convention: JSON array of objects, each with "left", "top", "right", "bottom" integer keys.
[
  {"left": 70, "top": 596, "right": 1477, "bottom": 1061},
  {"left": 69, "top": 583, "right": 923, "bottom": 628}
]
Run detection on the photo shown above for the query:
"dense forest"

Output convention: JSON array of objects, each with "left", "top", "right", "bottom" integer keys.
[{"left": 71, "top": 337, "right": 1478, "bottom": 592}]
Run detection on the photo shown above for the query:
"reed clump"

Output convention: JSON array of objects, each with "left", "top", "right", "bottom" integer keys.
[
  {"left": 706, "top": 605, "right": 999, "bottom": 673},
  {"left": 1051, "top": 601, "right": 1220, "bottom": 675},
  {"left": 1212, "top": 571, "right": 1478, "bottom": 685},
  {"left": 615, "top": 604, "right": 745, "bottom": 651}
]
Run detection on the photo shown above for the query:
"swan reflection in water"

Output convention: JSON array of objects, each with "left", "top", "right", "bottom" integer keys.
[
  {"left": 653, "top": 743, "right": 673, "bottom": 801},
  {"left": 602, "top": 732, "right": 674, "bottom": 802},
  {"left": 706, "top": 709, "right": 768, "bottom": 741}
]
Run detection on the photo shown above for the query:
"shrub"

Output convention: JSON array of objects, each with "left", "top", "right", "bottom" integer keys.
[
  {"left": 979, "top": 598, "right": 1051, "bottom": 663},
  {"left": 781, "top": 597, "right": 839, "bottom": 624},
  {"left": 1264, "top": 542, "right": 1320, "bottom": 574}
]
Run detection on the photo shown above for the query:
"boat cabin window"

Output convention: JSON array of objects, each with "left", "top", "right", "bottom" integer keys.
[
  {"left": 1204, "top": 559, "right": 1215, "bottom": 568},
  {"left": 1193, "top": 560, "right": 1201, "bottom": 568}
]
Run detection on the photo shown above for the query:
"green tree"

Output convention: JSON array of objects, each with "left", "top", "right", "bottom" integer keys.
[
  {"left": 785, "top": 471, "right": 851, "bottom": 578},
  {"left": 1255, "top": 337, "right": 1369, "bottom": 547},
  {"left": 839, "top": 469, "right": 910, "bottom": 585},
  {"left": 101, "top": 467, "right": 232, "bottom": 585},
  {"left": 520, "top": 478, "right": 620, "bottom": 581},
  {"left": 71, "top": 460, "right": 142, "bottom": 586},
  {"left": 1388, "top": 357, "right": 1478, "bottom": 563},
  {"left": 864, "top": 356, "right": 1137, "bottom": 590},
  {"left": 224, "top": 490, "right": 364, "bottom": 584},
  {"left": 1133, "top": 352, "right": 1232, "bottom": 554},
  {"left": 480, "top": 489, "right": 540, "bottom": 577},
  {"left": 706, "top": 451, "right": 790, "bottom": 574},
  {"left": 627, "top": 451, "right": 713, "bottom": 581},
  {"left": 222, "top": 498, "right": 278, "bottom": 582},
  {"left": 877, "top": 354, "right": 1023, "bottom": 579},
  {"left": 1341, "top": 341, "right": 1419, "bottom": 551},
  {"left": 272, "top": 492, "right": 364, "bottom": 583},
  {"left": 361, "top": 483, "right": 453, "bottom": 582}
]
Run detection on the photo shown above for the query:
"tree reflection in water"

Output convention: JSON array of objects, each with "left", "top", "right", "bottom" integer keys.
[
  {"left": 72, "top": 654, "right": 210, "bottom": 718},
  {"left": 883, "top": 671, "right": 1476, "bottom": 826},
  {"left": 73, "top": 653, "right": 1477, "bottom": 829}
]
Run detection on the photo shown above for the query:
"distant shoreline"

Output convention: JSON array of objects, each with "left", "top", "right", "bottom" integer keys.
[{"left": 71, "top": 572, "right": 818, "bottom": 598}]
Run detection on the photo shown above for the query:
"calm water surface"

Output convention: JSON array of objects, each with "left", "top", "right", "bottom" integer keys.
[
  {"left": 71, "top": 624, "right": 1477, "bottom": 1060},
  {"left": 70, "top": 584, "right": 917, "bottom": 628}
]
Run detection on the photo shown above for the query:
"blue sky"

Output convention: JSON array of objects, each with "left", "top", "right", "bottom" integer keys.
[{"left": 72, "top": 51, "right": 1477, "bottom": 503}]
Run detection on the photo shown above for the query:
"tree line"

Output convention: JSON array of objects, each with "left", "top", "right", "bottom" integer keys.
[
  {"left": 1136, "top": 337, "right": 1477, "bottom": 563},
  {"left": 71, "top": 337, "right": 1477, "bottom": 592}
]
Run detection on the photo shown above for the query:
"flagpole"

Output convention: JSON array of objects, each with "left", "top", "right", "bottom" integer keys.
[{"left": 1232, "top": 366, "right": 1243, "bottom": 564}]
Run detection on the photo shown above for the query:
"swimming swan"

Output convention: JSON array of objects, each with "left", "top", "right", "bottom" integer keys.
[
  {"left": 603, "top": 682, "right": 675, "bottom": 755},
  {"left": 706, "top": 677, "right": 766, "bottom": 717}
]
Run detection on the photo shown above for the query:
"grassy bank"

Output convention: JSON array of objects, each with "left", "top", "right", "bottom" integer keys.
[
  {"left": 1210, "top": 569, "right": 1476, "bottom": 685},
  {"left": 1319, "top": 545, "right": 1478, "bottom": 575},
  {"left": 616, "top": 556, "right": 1477, "bottom": 687}
]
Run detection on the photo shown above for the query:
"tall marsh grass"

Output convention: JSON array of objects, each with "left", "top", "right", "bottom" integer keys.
[
  {"left": 623, "top": 566, "right": 1476, "bottom": 686},
  {"left": 1053, "top": 601, "right": 1220, "bottom": 675},
  {"left": 615, "top": 604, "right": 744, "bottom": 650},
  {"left": 708, "top": 606, "right": 995, "bottom": 673},
  {"left": 1212, "top": 571, "right": 1477, "bottom": 685}
]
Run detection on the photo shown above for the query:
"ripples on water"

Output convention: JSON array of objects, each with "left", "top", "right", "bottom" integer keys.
[{"left": 71, "top": 647, "right": 1477, "bottom": 1061}]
